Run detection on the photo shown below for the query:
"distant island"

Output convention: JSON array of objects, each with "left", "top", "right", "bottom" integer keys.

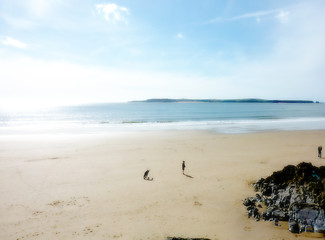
[{"left": 132, "top": 98, "right": 317, "bottom": 103}]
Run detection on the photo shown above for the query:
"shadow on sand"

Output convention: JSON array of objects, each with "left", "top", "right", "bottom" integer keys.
[{"left": 183, "top": 173, "right": 194, "bottom": 178}]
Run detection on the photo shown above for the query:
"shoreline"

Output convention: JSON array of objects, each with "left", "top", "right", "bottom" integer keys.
[
  {"left": 0, "top": 130, "right": 324, "bottom": 240},
  {"left": 1, "top": 128, "right": 325, "bottom": 139},
  {"left": 1, "top": 123, "right": 325, "bottom": 135}
]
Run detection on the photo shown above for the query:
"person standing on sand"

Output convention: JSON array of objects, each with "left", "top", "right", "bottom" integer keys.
[
  {"left": 318, "top": 146, "right": 322, "bottom": 158},
  {"left": 143, "top": 169, "right": 149, "bottom": 180},
  {"left": 182, "top": 161, "right": 185, "bottom": 174},
  {"left": 143, "top": 169, "right": 153, "bottom": 181}
]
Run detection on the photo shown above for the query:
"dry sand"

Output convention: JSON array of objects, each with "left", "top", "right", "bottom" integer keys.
[{"left": 0, "top": 130, "right": 324, "bottom": 240}]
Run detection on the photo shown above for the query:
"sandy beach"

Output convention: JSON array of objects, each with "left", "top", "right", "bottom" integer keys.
[{"left": 0, "top": 130, "right": 324, "bottom": 240}]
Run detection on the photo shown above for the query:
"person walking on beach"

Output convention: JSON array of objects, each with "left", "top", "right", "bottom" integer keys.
[
  {"left": 318, "top": 146, "right": 322, "bottom": 158},
  {"left": 182, "top": 161, "right": 185, "bottom": 174}
]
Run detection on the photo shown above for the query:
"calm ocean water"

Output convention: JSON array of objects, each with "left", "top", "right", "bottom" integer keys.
[{"left": 1, "top": 102, "right": 325, "bottom": 135}]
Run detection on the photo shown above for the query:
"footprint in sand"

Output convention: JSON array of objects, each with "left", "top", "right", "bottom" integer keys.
[
  {"left": 113, "top": 233, "right": 123, "bottom": 238},
  {"left": 244, "top": 226, "right": 251, "bottom": 231},
  {"left": 80, "top": 224, "right": 102, "bottom": 236},
  {"left": 83, "top": 227, "right": 94, "bottom": 235},
  {"left": 48, "top": 197, "right": 90, "bottom": 208},
  {"left": 17, "top": 232, "right": 44, "bottom": 240},
  {"left": 32, "top": 210, "right": 44, "bottom": 216}
]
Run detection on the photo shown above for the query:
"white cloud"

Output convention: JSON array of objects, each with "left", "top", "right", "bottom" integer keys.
[
  {"left": 276, "top": 10, "right": 290, "bottom": 23},
  {"left": 205, "top": 9, "right": 278, "bottom": 24},
  {"left": 1, "top": 36, "right": 27, "bottom": 49},
  {"left": 229, "top": 8, "right": 290, "bottom": 23},
  {"left": 229, "top": 9, "right": 279, "bottom": 21},
  {"left": 96, "top": 3, "right": 130, "bottom": 23},
  {"left": 207, "top": 3, "right": 305, "bottom": 24}
]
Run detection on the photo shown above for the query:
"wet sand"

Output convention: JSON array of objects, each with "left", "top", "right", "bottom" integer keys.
[{"left": 0, "top": 130, "right": 324, "bottom": 240}]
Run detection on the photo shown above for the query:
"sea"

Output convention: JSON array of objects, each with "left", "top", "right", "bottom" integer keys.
[{"left": 1, "top": 102, "right": 325, "bottom": 135}]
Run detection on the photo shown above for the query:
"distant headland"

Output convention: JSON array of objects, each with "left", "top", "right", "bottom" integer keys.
[{"left": 132, "top": 98, "right": 318, "bottom": 103}]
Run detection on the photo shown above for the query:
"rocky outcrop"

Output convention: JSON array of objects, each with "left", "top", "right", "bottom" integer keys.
[
  {"left": 166, "top": 238, "right": 210, "bottom": 240},
  {"left": 243, "top": 162, "right": 325, "bottom": 234}
]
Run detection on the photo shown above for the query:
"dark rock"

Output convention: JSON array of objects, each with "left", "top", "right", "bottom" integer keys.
[
  {"left": 289, "top": 221, "right": 299, "bottom": 233},
  {"left": 254, "top": 208, "right": 260, "bottom": 221},
  {"left": 261, "top": 185, "right": 272, "bottom": 196},
  {"left": 247, "top": 205, "right": 256, "bottom": 218},
  {"left": 253, "top": 178, "right": 264, "bottom": 191},
  {"left": 272, "top": 209, "right": 288, "bottom": 221},
  {"left": 314, "top": 211, "right": 325, "bottom": 233},
  {"left": 243, "top": 197, "right": 256, "bottom": 207},
  {"left": 243, "top": 162, "right": 325, "bottom": 234},
  {"left": 166, "top": 238, "right": 211, "bottom": 240},
  {"left": 255, "top": 193, "right": 262, "bottom": 202}
]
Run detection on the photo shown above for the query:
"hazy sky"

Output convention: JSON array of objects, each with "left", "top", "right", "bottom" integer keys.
[{"left": 1, "top": 0, "right": 325, "bottom": 108}]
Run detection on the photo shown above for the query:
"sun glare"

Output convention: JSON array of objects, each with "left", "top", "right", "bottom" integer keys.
[{"left": 0, "top": 100, "right": 61, "bottom": 112}]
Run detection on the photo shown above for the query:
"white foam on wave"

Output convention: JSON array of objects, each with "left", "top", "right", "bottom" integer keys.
[
  {"left": 90, "top": 117, "right": 325, "bottom": 134},
  {"left": 1, "top": 117, "right": 325, "bottom": 135}
]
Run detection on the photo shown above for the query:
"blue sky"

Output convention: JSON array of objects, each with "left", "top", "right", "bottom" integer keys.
[{"left": 0, "top": 0, "right": 325, "bottom": 108}]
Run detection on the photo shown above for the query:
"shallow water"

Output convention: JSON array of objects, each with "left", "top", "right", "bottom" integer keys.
[{"left": 1, "top": 102, "right": 325, "bottom": 134}]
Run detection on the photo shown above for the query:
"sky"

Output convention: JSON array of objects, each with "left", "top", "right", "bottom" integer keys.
[{"left": 0, "top": 0, "right": 325, "bottom": 109}]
